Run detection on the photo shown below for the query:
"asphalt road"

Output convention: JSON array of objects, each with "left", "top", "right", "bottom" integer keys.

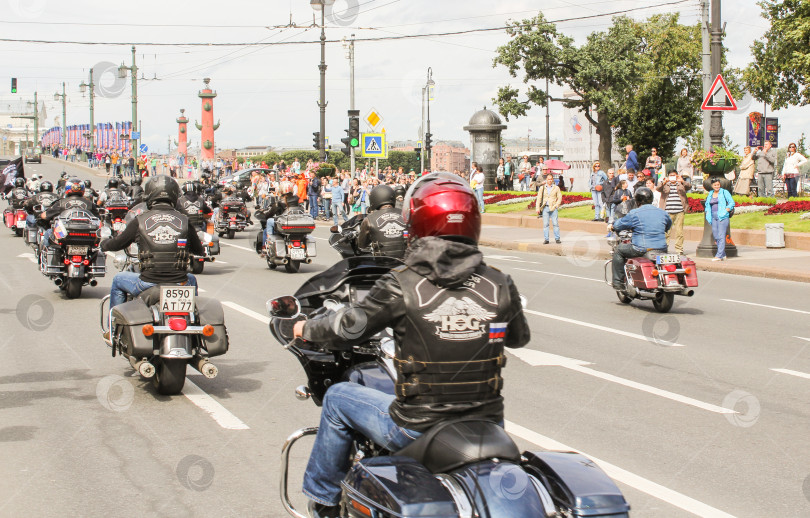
[{"left": 1, "top": 158, "right": 809, "bottom": 517}]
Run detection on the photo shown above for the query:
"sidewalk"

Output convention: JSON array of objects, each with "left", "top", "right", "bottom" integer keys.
[{"left": 479, "top": 215, "right": 810, "bottom": 284}]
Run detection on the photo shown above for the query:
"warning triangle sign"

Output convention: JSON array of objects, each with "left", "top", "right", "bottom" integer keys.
[
  {"left": 701, "top": 74, "right": 737, "bottom": 111},
  {"left": 366, "top": 138, "right": 381, "bottom": 152}
]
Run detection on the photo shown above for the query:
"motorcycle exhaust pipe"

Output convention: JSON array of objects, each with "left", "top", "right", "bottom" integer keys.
[
  {"left": 677, "top": 289, "right": 694, "bottom": 297},
  {"left": 53, "top": 278, "right": 63, "bottom": 287},
  {"left": 89, "top": 279, "right": 98, "bottom": 287},
  {"left": 192, "top": 357, "right": 218, "bottom": 379},
  {"left": 304, "top": 258, "right": 312, "bottom": 264},
  {"left": 636, "top": 290, "right": 658, "bottom": 299},
  {"left": 135, "top": 360, "right": 156, "bottom": 378}
]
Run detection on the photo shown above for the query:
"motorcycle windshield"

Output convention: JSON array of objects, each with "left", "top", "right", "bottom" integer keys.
[
  {"left": 294, "top": 256, "right": 404, "bottom": 299},
  {"left": 451, "top": 460, "right": 547, "bottom": 518}
]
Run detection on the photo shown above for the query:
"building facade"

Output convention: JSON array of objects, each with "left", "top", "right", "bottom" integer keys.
[{"left": 430, "top": 143, "right": 470, "bottom": 173}]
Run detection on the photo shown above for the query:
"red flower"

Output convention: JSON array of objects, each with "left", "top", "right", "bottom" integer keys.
[{"left": 766, "top": 201, "right": 810, "bottom": 215}]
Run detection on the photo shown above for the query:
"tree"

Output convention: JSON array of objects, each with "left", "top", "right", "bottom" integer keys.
[
  {"left": 493, "top": 13, "right": 705, "bottom": 168},
  {"left": 745, "top": 0, "right": 810, "bottom": 109}
]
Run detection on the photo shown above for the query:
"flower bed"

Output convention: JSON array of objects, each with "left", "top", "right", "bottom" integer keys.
[
  {"left": 687, "top": 197, "right": 770, "bottom": 214},
  {"left": 766, "top": 201, "right": 810, "bottom": 215},
  {"left": 485, "top": 193, "right": 536, "bottom": 205},
  {"left": 527, "top": 194, "right": 590, "bottom": 210}
]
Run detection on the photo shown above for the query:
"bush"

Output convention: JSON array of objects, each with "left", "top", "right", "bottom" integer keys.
[
  {"left": 766, "top": 201, "right": 810, "bottom": 215},
  {"left": 317, "top": 164, "right": 336, "bottom": 178}
]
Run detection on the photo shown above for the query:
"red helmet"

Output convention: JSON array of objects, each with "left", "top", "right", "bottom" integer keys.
[{"left": 402, "top": 172, "right": 481, "bottom": 243}]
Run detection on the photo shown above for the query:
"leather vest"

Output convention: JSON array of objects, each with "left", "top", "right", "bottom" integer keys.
[
  {"left": 178, "top": 194, "right": 205, "bottom": 228},
  {"left": 35, "top": 192, "right": 59, "bottom": 209},
  {"left": 364, "top": 206, "right": 407, "bottom": 258},
  {"left": 9, "top": 188, "right": 28, "bottom": 208},
  {"left": 129, "top": 186, "right": 144, "bottom": 203},
  {"left": 392, "top": 265, "right": 513, "bottom": 406},
  {"left": 104, "top": 188, "right": 127, "bottom": 203},
  {"left": 136, "top": 208, "right": 190, "bottom": 275}
]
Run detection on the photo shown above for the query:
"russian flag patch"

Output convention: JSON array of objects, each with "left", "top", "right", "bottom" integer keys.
[
  {"left": 488, "top": 323, "right": 507, "bottom": 341},
  {"left": 177, "top": 238, "right": 187, "bottom": 247}
]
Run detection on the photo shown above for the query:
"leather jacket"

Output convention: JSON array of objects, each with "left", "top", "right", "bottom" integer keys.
[
  {"left": 357, "top": 205, "right": 407, "bottom": 259},
  {"left": 303, "top": 236, "right": 530, "bottom": 432}
]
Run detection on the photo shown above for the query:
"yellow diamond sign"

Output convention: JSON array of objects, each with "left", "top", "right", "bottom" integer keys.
[{"left": 365, "top": 108, "right": 383, "bottom": 130}]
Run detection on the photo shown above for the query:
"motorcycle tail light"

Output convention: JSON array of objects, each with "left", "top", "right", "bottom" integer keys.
[
  {"left": 651, "top": 269, "right": 659, "bottom": 277},
  {"left": 292, "top": 241, "right": 301, "bottom": 247},
  {"left": 82, "top": 259, "right": 90, "bottom": 265},
  {"left": 142, "top": 324, "right": 154, "bottom": 337},
  {"left": 202, "top": 325, "right": 215, "bottom": 337},
  {"left": 223, "top": 206, "right": 229, "bottom": 211},
  {"left": 665, "top": 264, "right": 677, "bottom": 273},
  {"left": 168, "top": 318, "right": 188, "bottom": 331},
  {"left": 114, "top": 218, "right": 121, "bottom": 223},
  {"left": 72, "top": 255, "right": 83, "bottom": 263},
  {"left": 230, "top": 216, "right": 236, "bottom": 221},
  {"left": 63, "top": 259, "right": 70, "bottom": 265}
]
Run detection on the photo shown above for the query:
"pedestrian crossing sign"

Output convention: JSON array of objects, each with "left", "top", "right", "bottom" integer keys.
[{"left": 361, "top": 133, "right": 387, "bottom": 158}]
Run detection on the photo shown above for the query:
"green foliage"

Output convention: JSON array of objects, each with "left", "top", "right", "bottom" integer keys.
[
  {"left": 317, "top": 163, "right": 337, "bottom": 178},
  {"left": 744, "top": 0, "right": 810, "bottom": 108}
]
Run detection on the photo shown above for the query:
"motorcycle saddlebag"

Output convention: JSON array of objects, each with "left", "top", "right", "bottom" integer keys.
[
  {"left": 274, "top": 212, "right": 315, "bottom": 236},
  {"left": 197, "top": 297, "right": 228, "bottom": 357},
  {"left": 342, "top": 456, "right": 458, "bottom": 518},
  {"left": 268, "top": 235, "right": 287, "bottom": 259},
  {"left": 626, "top": 258, "right": 658, "bottom": 290},
  {"left": 522, "top": 451, "right": 630, "bottom": 517},
  {"left": 680, "top": 259, "right": 698, "bottom": 287},
  {"left": 111, "top": 299, "right": 155, "bottom": 358}
]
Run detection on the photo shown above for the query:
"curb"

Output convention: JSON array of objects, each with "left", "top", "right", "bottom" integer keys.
[{"left": 479, "top": 237, "right": 810, "bottom": 284}]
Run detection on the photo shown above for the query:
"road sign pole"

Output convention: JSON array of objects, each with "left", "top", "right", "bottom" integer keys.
[{"left": 708, "top": 0, "right": 723, "bottom": 150}]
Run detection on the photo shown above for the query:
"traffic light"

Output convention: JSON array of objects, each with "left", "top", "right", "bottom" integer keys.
[
  {"left": 312, "top": 131, "right": 320, "bottom": 150},
  {"left": 425, "top": 132, "right": 432, "bottom": 151},
  {"left": 340, "top": 131, "right": 352, "bottom": 157},
  {"left": 348, "top": 110, "right": 360, "bottom": 148},
  {"left": 11, "top": 78, "right": 17, "bottom": 93}
]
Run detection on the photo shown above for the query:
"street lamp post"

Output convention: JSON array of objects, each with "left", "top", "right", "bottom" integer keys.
[
  {"left": 79, "top": 68, "right": 96, "bottom": 154},
  {"left": 118, "top": 46, "right": 139, "bottom": 157},
  {"left": 311, "top": 0, "right": 335, "bottom": 162},
  {"left": 54, "top": 83, "right": 66, "bottom": 148},
  {"left": 342, "top": 33, "right": 356, "bottom": 175},
  {"left": 425, "top": 68, "right": 434, "bottom": 170}
]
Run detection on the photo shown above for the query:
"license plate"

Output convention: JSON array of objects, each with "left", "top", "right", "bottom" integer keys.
[
  {"left": 16, "top": 220, "right": 25, "bottom": 228},
  {"left": 67, "top": 245, "right": 88, "bottom": 255},
  {"left": 656, "top": 254, "right": 680, "bottom": 264},
  {"left": 290, "top": 248, "right": 306, "bottom": 260},
  {"left": 113, "top": 221, "right": 125, "bottom": 231},
  {"left": 159, "top": 286, "right": 196, "bottom": 314}
]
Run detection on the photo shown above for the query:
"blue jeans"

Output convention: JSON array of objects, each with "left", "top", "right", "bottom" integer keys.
[
  {"left": 541, "top": 206, "right": 560, "bottom": 241},
  {"left": 322, "top": 198, "right": 331, "bottom": 219},
  {"left": 785, "top": 176, "right": 798, "bottom": 198},
  {"left": 711, "top": 217, "right": 730, "bottom": 258},
  {"left": 475, "top": 187, "right": 485, "bottom": 213},
  {"left": 41, "top": 228, "right": 54, "bottom": 250},
  {"left": 591, "top": 190, "right": 604, "bottom": 219},
  {"left": 109, "top": 271, "right": 197, "bottom": 308},
  {"left": 262, "top": 218, "right": 275, "bottom": 246},
  {"left": 332, "top": 203, "right": 347, "bottom": 226},
  {"left": 309, "top": 195, "right": 319, "bottom": 219},
  {"left": 303, "top": 382, "right": 421, "bottom": 506}
]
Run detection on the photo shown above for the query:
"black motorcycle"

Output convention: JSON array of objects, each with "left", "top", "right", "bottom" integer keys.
[
  {"left": 327, "top": 214, "right": 366, "bottom": 259},
  {"left": 268, "top": 257, "right": 631, "bottom": 518},
  {"left": 257, "top": 208, "right": 317, "bottom": 273}
]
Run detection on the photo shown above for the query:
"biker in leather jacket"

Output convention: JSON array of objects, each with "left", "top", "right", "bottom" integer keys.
[
  {"left": 39, "top": 178, "right": 100, "bottom": 254},
  {"left": 177, "top": 182, "right": 213, "bottom": 231},
  {"left": 357, "top": 184, "right": 407, "bottom": 259},
  {"left": 292, "top": 173, "right": 530, "bottom": 517}
]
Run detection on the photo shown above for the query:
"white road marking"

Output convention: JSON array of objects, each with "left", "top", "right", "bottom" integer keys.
[
  {"left": 722, "top": 299, "right": 810, "bottom": 315},
  {"left": 523, "top": 308, "right": 686, "bottom": 347},
  {"left": 770, "top": 368, "right": 810, "bottom": 380},
  {"left": 212, "top": 260, "right": 228, "bottom": 264},
  {"left": 485, "top": 255, "right": 543, "bottom": 265},
  {"left": 514, "top": 267, "right": 602, "bottom": 283},
  {"left": 17, "top": 253, "right": 37, "bottom": 264},
  {"left": 509, "top": 348, "right": 732, "bottom": 414},
  {"left": 793, "top": 336, "right": 810, "bottom": 342},
  {"left": 222, "top": 301, "right": 270, "bottom": 325},
  {"left": 219, "top": 242, "right": 255, "bottom": 252},
  {"left": 505, "top": 420, "right": 736, "bottom": 518},
  {"left": 182, "top": 377, "right": 249, "bottom": 430}
]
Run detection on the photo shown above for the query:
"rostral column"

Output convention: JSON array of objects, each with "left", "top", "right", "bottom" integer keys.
[
  {"left": 176, "top": 108, "right": 188, "bottom": 161},
  {"left": 195, "top": 78, "right": 220, "bottom": 160}
]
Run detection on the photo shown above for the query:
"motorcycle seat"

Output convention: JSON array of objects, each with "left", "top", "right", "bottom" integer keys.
[{"left": 394, "top": 419, "right": 520, "bottom": 474}]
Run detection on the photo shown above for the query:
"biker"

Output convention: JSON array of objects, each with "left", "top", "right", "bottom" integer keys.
[
  {"left": 97, "top": 177, "right": 128, "bottom": 206},
  {"left": 393, "top": 183, "right": 406, "bottom": 209},
  {"left": 609, "top": 186, "right": 672, "bottom": 290},
  {"left": 177, "top": 182, "right": 213, "bottom": 231},
  {"left": 39, "top": 178, "right": 99, "bottom": 254},
  {"left": 357, "top": 184, "right": 407, "bottom": 259},
  {"left": 24, "top": 181, "right": 59, "bottom": 229},
  {"left": 6, "top": 177, "right": 29, "bottom": 209},
  {"left": 56, "top": 172, "right": 68, "bottom": 194},
  {"left": 126, "top": 176, "right": 145, "bottom": 205},
  {"left": 292, "top": 173, "right": 530, "bottom": 518},
  {"left": 83, "top": 179, "right": 99, "bottom": 204},
  {"left": 99, "top": 175, "right": 204, "bottom": 315}
]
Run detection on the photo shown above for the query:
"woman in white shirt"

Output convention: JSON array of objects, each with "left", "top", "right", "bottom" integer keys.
[
  {"left": 781, "top": 142, "right": 808, "bottom": 198},
  {"left": 470, "top": 162, "right": 486, "bottom": 213}
]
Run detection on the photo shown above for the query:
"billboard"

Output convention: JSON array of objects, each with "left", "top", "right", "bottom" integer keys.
[{"left": 747, "top": 112, "right": 778, "bottom": 148}]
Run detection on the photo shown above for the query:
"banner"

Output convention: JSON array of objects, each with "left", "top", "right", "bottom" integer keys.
[{"left": 765, "top": 117, "right": 779, "bottom": 148}]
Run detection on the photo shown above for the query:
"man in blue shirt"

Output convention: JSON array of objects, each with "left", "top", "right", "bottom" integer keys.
[
  {"left": 609, "top": 187, "right": 671, "bottom": 290},
  {"left": 330, "top": 178, "right": 347, "bottom": 226},
  {"left": 624, "top": 144, "right": 639, "bottom": 174}
]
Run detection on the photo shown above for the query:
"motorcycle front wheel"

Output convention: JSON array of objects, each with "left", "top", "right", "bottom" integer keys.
[
  {"left": 653, "top": 292, "right": 675, "bottom": 313},
  {"left": 227, "top": 229, "right": 235, "bottom": 239},
  {"left": 153, "top": 359, "right": 187, "bottom": 395},
  {"left": 190, "top": 260, "right": 204, "bottom": 274},
  {"left": 65, "top": 278, "right": 83, "bottom": 299},
  {"left": 616, "top": 290, "right": 632, "bottom": 304}
]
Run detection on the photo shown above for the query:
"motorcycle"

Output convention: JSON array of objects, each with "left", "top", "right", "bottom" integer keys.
[
  {"left": 327, "top": 215, "right": 367, "bottom": 259},
  {"left": 101, "top": 199, "right": 131, "bottom": 236},
  {"left": 190, "top": 221, "right": 220, "bottom": 274},
  {"left": 4, "top": 206, "right": 28, "bottom": 237},
  {"left": 259, "top": 208, "right": 316, "bottom": 273},
  {"left": 603, "top": 202, "right": 698, "bottom": 313},
  {"left": 215, "top": 199, "right": 248, "bottom": 239},
  {"left": 39, "top": 208, "right": 107, "bottom": 299},
  {"left": 100, "top": 281, "right": 229, "bottom": 395},
  {"left": 268, "top": 258, "right": 631, "bottom": 518}
]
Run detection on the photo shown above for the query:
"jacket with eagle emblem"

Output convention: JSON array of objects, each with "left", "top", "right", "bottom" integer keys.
[
  {"left": 303, "top": 236, "right": 530, "bottom": 432},
  {"left": 177, "top": 193, "right": 213, "bottom": 229},
  {"left": 357, "top": 206, "right": 407, "bottom": 259}
]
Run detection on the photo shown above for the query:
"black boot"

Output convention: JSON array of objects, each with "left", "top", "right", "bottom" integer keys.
[{"left": 307, "top": 501, "right": 340, "bottom": 518}]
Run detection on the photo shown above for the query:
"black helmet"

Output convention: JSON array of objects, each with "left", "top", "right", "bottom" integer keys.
[
  {"left": 181, "top": 182, "right": 197, "bottom": 195},
  {"left": 14, "top": 177, "right": 25, "bottom": 188},
  {"left": 368, "top": 184, "right": 396, "bottom": 211},
  {"left": 107, "top": 177, "right": 120, "bottom": 189},
  {"left": 130, "top": 176, "right": 142, "bottom": 186},
  {"left": 84, "top": 179, "right": 92, "bottom": 188},
  {"left": 60, "top": 171, "right": 68, "bottom": 179},
  {"left": 144, "top": 175, "right": 180, "bottom": 208},
  {"left": 65, "top": 178, "right": 85, "bottom": 196},
  {"left": 39, "top": 181, "right": 54, "bottom": 193},
  {"left": 634, "top": 186, "right": 654, "bottom": 206},
  {"left": 393, "top": 184, "right": 406, "bottom": 200}
]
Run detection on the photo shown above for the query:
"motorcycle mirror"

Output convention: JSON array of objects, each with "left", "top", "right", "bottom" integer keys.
[
  {"left": 98, "top": 226, "right": 112, "bottom": 239},
  {"left": 266, "top": 296, "right": 301, "bottom": 319},
  {"left": 329, "top": 225, "right": 339, "bottom": 233},
  {"left": 519, "top": 295, "right": 527, "bottom": 309}
]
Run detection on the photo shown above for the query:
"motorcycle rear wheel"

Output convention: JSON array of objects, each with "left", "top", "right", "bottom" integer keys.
[
  {"left": 65, "top": 278, "right": 83, "bottom": 299},
  {"left": 153, "top": 359, "right": 187, "bottom": 395},
  {"left": 227, "top": 229, "right": 235, "bottom": 239},
  {"left": 284, "top": 260, "right": 300, "bottom": 273},
  {"left": 14, "top": 228, "right": 22, "bottom": 237},
  {"left": 190, "top": 260, "right": 204, "bottom": 274},
  {"left": 652, "top": 292, "right": 675, "bottom": 313},
  {"left": 616, "top": 290, "right": 632, "bottom": 304}
]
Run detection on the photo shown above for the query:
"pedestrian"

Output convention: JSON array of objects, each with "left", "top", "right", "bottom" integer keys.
[
  {"left": 611, "top": 179, "right": 633, "bottom": 209},
  {"left": 734, "top": 147, "right": 756, "bottom": 196},
  {"left": 496, "top": 158, "right": 505, "bottom": 191},
  {"left": 705, "top": 178, "right": 735, "bottom": 261},
  {"left": 588, "top": 161, "right": 607, "bottom": 221},
  {"left": 535, "top": 173, "right": 561, "bottom": 244},
  {"left": 645, "top": 177, "right": 661, "bottom": 207},
  {"left": 645, "top": 148, "right": 662, "bottom": 179},
  {"left": 625, "top": 170, "right": 639, "bottom": 191},
  {"left": 676, "top": 148, "right": 693, "bottom": 180},
  {"left": 754, "top": 140, "right": 777, "bottom": 197},
  {"left": 330, "top": 178, "right": 347, "bottom": 225},
  {"left": 781, "top": 142, "right": 807, "bottom": 198},
  {"left": 519, "top": 155, "right": 532, "bottom": 191},
  {"left": 603, "top": 168, "right": 620, "bottom": 236},
  {"left": 624, "top": 144, "right": 638, "bottom": 174},
  {"left": 308, "top": 175, "right": 321, "bottom": 219},
  {"left": 504, "top": 155, "right": 514, "bottom": 190},
  {"left": 105, "top": 154, "right": 111, "bottom": 174},
  {"left": 656, "top": 170, "right": 687, "bottom": 255},
  {"left": 469, "top": 162, "right": 485, "bottom": 213}
]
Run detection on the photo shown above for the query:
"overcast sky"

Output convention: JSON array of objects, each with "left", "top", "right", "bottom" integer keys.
[{"left": 1, "top": 0, "right": 801, "bottom": 154}]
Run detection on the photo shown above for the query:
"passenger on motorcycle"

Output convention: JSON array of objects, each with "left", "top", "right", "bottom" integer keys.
[
  {"left": 39, "top": 178, "right": 99, "bottom": 253},
  {"left": 292, "top": 173, "right": 531, "bottom": 518},
  {"left": 24, "top": 181, "right": 59, "bottom": 228},
  {"left": 99, "top": 175, "right": 204, "bottom": 312},
  {"left": 357, "top": 184, "right": 407, "bottom": 259},
  {"left": 609, "top": 186, "right": 672, "bottom": 290},
  {"left": 97, "top": 177, "right": 129, "bottom": 206}
]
